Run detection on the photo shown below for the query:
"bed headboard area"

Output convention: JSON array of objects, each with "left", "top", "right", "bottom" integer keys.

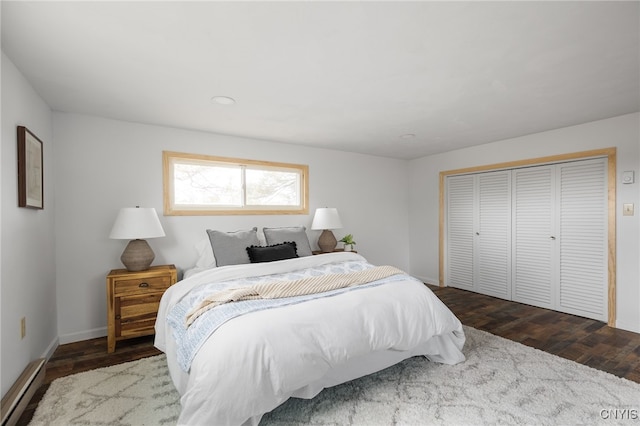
[{"left": 183, "top": 226, "right": 315, "bottom": 278}]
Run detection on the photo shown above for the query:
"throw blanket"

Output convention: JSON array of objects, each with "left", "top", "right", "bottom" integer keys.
[{"left": 185, "top": 265, "right": 404, "bottom": 326}]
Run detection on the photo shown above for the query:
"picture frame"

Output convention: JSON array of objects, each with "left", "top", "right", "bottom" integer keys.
[{"left": 17, "top": 126, "right": 44, "bottom": 209}]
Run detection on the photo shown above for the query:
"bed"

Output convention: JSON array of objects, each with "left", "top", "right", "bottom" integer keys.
[{"left": 155, "top": 244, "right": 465, "bottom": 426}]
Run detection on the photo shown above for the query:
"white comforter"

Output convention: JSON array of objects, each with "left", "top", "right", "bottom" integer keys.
[{"left": 155, "top": 252, "right": 465, "bottom": 426}]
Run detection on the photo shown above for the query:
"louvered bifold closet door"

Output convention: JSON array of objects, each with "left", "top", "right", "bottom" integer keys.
[
  {"left": 512, "top": 166, "right": 556, "bottom": 309},
  {"left": 446, "top": 175, "right": 475, "bottom": 290},
  {"left": 476, "top": 171, "right": 512, "bottom": 299},
  {"left": 557, "top": 159, "right": 607, "bottom": 321}
]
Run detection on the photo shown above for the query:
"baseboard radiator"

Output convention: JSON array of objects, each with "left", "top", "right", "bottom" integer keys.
[{"left": 1, "top": 359, "right": 46, "bottom": 426}]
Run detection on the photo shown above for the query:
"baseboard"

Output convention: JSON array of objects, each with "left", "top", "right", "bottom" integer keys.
[
  {"left": 414, "top": 275, "right": 440, "bottom": 286},
  {"left": 0, "top": 359, "right": 46, "bottom": 426},
  {"left": 615, "top": 319, "right": 640, "bottom": 334},
  {"left": 58, "top": 326, "right": 107, "bottom": 345},
  {"left": 42, "top": 336, "right": 59, "bottom": 361}
]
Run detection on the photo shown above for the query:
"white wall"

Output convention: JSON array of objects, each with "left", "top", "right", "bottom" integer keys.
[
  {"left": 1, "top": 53, "right": 57, "bottom": 396},
  {"left": 409, "top": 113, "right": 640, "bottom": 333},
  {"left": 52, "top": 112, "right": 410, "bottom": 343}
]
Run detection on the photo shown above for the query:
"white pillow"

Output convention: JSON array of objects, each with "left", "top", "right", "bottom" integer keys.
[{"left": 194, "top": 237, "right": 216, "bottom": 268}]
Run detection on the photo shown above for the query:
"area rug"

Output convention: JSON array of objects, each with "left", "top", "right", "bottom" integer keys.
[{"left": 30, "top": 326, "right": 640, "bottom": 425}]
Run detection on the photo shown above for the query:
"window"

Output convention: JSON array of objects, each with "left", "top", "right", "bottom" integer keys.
[{"left": 163, "top": 151, "right": 309, "bottom": 215}]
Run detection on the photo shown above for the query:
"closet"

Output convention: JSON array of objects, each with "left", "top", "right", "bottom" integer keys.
[{"left": 445, "top": 157, "right": 608, "bottom": 322}]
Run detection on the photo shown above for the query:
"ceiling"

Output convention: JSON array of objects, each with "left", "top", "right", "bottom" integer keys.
[{"left": 2, "top": 1, "right": 638, "bottom": 160}]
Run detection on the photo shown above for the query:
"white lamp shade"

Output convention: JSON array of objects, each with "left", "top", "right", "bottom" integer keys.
[
  {"left": 311, "top": 208, "right": 343, "bottom": 230},
  {"left": 109, "top": 207, "right": 165, "bottom": 239}
]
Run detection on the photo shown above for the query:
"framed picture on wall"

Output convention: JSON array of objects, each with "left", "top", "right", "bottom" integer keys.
[{"left": 17, "top": 126, "right": 44, "bottom": 209}]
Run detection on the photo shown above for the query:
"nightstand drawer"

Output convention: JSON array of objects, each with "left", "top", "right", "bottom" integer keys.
[
  {"left": 116, "top": 293, "right": 163, "bottom": 338},
  {"left": 119, "top": 293, "right": 163, "bottom": 319},
  {"left": 113, "top": 275, "right": 171, "bottom": 296}
]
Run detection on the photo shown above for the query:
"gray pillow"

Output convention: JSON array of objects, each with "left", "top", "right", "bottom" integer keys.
[
  {"left": 206, "top": 227, "right": 260, "bottom": 266},
  {"left": 263, "top": 226, "right": 313, "bottom": 257}
]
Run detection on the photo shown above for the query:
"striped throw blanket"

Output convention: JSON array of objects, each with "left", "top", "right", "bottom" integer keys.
[{"left": 185, "top": 265, "right": 404, "bottom": 326}]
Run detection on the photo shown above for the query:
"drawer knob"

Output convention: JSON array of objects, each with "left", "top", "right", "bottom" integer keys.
[{"left": 139, "top": 282, "right": 149, "bottom": 288}]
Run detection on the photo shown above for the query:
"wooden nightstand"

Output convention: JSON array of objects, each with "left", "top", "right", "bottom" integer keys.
[
  {"left": 106, "top": 264, "right": 177, "bottom": 353},
  {"left": 312, "top": 249, "right": 358, "bottom": 255}
]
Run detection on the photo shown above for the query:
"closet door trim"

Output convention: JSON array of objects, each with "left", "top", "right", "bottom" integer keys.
[{"left": 439, "top": 147, "right": 617, "bottom": 327}]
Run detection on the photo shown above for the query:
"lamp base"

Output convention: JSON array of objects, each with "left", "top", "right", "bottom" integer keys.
[
  {"left": 121, "top": 239, "right": 155, "bottom": 271},
  {"left": 318, "top": 229, "right": 337, "bottom": 253}
]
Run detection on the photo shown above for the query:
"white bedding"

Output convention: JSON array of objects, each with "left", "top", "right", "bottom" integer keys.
[{"left": 155, "top": 252, "right": 465, "bottom": 426}]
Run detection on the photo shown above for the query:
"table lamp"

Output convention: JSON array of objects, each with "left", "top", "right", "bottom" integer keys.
[
  {"left": 109, "top": 206, "right": 165, "bottom": 271},
  {"left": 311, "top": 207, "right": 343, "bottom": 252}
]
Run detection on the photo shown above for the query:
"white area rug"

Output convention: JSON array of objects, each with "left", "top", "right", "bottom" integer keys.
[{"left": 30, "top": 326, "right": 640, "bottom": 425}]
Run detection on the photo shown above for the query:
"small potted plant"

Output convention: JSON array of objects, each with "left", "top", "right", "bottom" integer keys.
[{"left": 339, "top": 234, "right": 356, "bottom": 252}]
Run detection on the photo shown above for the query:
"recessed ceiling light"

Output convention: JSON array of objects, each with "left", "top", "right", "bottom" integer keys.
[
  {"left": 400, "top": 133, "right": 416, "bottom": 139},
  {"left": 211, "top": 96, "right": 236, "bottom": 105}
]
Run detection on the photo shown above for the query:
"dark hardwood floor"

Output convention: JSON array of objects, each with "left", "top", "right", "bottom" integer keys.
[
  {"left": 429, "top": 285, "right": 640, "bottom": 383},
  {"left": 17, "top": 286, "right": 640, "bottom": 425}
]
